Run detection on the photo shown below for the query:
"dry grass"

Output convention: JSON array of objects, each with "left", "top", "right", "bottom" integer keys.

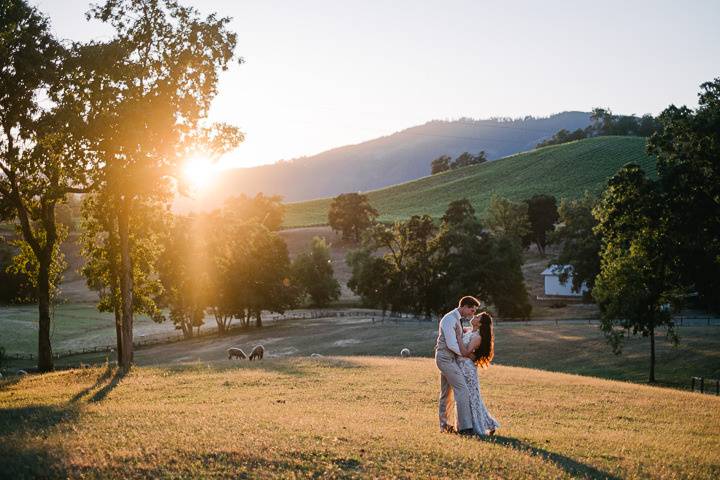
[{"left": 1, "top": 357, "right": 719, "bottom": 479}]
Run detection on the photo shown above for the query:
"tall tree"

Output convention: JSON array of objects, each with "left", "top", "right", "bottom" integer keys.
[
  {"left": 485, "top": 194, "right": 531, "bottom": 244},
  {"left": 523, "top": 194, "right": 558, "bottom": 255},
  {"left": 291, "top": 237, "right": 341, "bottom": 308},
  {"left": 328, "top": 192, "right": 378, "bottom": 243},
  {"left": 592, "top": 164, "right": 679, "bottom": 383},
  {"left": 158, "top": 215, "right": 210, "bottom": 338},
  {"left": 76, "top": 0, "right": 242, "bottom": 368},
  {"left": 647, "top": 78, "right": 720, "bottom": 312},
  {"left": 80, "top": 190, "right": 167, "bottom": 356},
  {"left": 0, "top": 1, "right": 95, "bottom": 371},
  {"left": 348, "top": 215, "right": 437, "bottom": 316}
]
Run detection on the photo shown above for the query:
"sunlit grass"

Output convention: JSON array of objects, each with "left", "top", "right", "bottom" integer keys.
[{"left": 1, "top": 357, "right": 718, "bottom": 478}]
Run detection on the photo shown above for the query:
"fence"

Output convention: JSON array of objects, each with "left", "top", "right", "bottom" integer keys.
[{"left": 691, "top": 377, "right": 720, "bottom": 395}]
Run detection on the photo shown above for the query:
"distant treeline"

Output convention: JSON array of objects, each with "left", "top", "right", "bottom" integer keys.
[{"left": 537, "top": 108, "right": 660, "bottom": 148}]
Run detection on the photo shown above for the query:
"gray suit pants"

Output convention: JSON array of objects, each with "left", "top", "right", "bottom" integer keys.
[{"left": 436, "top": 348, "right": 472, "bottom": 431}]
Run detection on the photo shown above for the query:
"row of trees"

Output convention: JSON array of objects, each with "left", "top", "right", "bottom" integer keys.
[
  {"left": 330, "top": 195, "right": 532, "bottom": 318},
  {"left": 82, "top": 193, "right": 341, "bottom": 343},
  {"left": 431, "top": 151, "right": 487, "bottom": 175},
  {"left": 536, "top": 108, "right": 661, "bottom": 148}
]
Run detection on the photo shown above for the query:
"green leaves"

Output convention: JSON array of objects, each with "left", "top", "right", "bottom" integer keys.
[
  {"left": 347, "top": 200, "right": 531, "bottom": 318},
  {"left": 291, "top": 237, "right": 340, "bottom": 308},
  {"left": 328, "top": 193, "right": 378, "bottom": 243}
]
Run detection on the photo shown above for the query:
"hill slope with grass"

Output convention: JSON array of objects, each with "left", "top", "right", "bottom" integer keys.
[
  {"left": 1, "top": 358, "right": 718, "bottom": 478},
  {"left": 176, "top": 112, "right": 592, "bottom": 210},
  {"left": 284, "top": 136, "right": 655, "bottom": 227}
]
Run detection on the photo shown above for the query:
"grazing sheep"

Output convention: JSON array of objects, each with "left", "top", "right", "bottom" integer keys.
[
  {"left": 17, "top": 370, "right": 28, "bottom": 375},
  {"left": 310, "top": 353, "right": 323, "bottom": 358},
  {"left": 227, "top": 347, "right": 247, "bottom": 360},
  {"left": 400, "top": 348, "right": 411, "bottom": 358},
  {"left": 249, "top": 345, "right": 264, "bottom": 361}
]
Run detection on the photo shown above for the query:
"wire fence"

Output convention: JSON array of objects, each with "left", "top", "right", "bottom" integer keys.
[{"left": 5, "top": 310, "right": 719, "bottom": 361}]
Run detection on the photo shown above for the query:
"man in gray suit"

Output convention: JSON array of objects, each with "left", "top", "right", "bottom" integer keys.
[{"left": 435, "top": 295, "right": 480, "bottom": 435}]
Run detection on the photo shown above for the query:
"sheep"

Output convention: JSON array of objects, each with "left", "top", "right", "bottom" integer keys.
[
  {"left": 227, "top": 347, "right": 247, "bottom": 360},
  {"left": 310, "top": 353, "right": 323, "bottom": 358},
  {"left": 400, "top": 348, "right": 411, "bottom": 358},
  {"left": 17, "top": 369, "right": 28, "bottom": 375},
  {"left": 248, "top": 345, "right": 264, "bottom": 361}
]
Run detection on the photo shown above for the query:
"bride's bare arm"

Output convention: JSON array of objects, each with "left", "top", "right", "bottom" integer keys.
[
  {"left": 463, "top": 335, "right": 482, "bottom": 358},
  {"left": 456, "top": 329, "right": 470, "bottom": 356}
]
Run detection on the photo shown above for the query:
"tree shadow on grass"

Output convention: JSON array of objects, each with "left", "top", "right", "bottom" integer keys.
[
  {"left": 0, "top": 366, "right": 128, "bottom": 477},
  {"left": 481, "top": 435, "right": 622, "bottom": 480},
  {"left": 0, "top": 443, "right": 69, "bottom": 479}
]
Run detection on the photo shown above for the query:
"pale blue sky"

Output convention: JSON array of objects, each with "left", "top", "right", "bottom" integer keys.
[{"left": 33, "top": 0, "right": 720, "bottom": 168}]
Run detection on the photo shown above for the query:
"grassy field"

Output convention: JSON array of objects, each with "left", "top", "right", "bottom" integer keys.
[
  {"left": 5, "top": 314, "right": 718, "bottom": 391},
  {"left": 0, "top": 304, "right": 176, "bottom": 355},
  {"left": 283, "top": 136, "right": 656, "bottom": 227},
  {"left": 1, "top": 357, "right": 718, "bottom": 479}
]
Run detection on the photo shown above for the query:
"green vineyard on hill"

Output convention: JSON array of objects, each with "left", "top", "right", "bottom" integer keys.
[{"left": 284, "top": 136, "right": 656, "bottom": 227}]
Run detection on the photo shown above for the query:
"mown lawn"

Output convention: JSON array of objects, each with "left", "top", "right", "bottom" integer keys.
[{"left": 1, "top": 358, "right": 718, "bottom": 478}]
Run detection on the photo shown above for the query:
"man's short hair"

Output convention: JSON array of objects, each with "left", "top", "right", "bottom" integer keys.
[{"left": 458, "top": 296, "right": 481, "bottom": 308}]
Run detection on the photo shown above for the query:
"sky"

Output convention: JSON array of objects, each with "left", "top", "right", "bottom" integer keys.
[{"left": 33, "top": 0, "right": 720, "bottom": 169}]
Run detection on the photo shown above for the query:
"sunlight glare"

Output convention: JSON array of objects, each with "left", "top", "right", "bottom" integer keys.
[{"left": 182, "top": 156, "right": 217, "bottom": 191}]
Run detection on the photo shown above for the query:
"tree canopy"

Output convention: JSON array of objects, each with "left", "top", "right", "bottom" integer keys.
[
  {"left": 291, "top": 237, "right": 341, "bottom": 308},
  {"left": 328, "top": 192, "right": 378, "bottom": 243}
]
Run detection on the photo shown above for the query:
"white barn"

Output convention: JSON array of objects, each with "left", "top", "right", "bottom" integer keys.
[{"left": 541, "top": 264, "right": 588, "bottom": 297}]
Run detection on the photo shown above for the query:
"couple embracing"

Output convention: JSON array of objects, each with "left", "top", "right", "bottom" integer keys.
[{"left": 436, "top": 295, "right": 500, "bottom": 437}]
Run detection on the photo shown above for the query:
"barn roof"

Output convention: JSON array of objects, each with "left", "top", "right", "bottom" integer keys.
[{"left": 541, "top": 264, "right": 574, "bottom": 276}]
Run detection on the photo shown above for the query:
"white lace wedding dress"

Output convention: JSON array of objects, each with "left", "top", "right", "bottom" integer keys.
[{"left": 457, "top": 331, "right": 500, "bottom": 435}]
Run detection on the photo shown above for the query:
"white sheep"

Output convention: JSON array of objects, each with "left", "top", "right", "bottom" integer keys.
[
  {"left": 249, "top": 345, "right": 264, "bottom": 361},
  {"left": 227, "top": 347, "right": 247, "bottom": 360},
  {"left": 310, "top": 353, "right": 323, "bottom": 358},
  {"left": 400, "top": 348, "right": 411, "bottom": 358}
]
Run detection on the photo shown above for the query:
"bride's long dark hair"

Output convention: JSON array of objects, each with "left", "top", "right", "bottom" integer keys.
[{"left": 473, "top": 312, "right": 494, "bottom": 368}]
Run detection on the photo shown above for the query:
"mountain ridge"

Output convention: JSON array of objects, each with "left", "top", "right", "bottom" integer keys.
[{"left": 176, "top": 111, "right": 592, "bottom": 209}]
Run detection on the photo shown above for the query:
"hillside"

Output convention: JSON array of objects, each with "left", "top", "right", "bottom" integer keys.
[
  {"left": 176, "top": 112, "right": 591, "bottom": 208},
  {"left": 1, "top": 358, "right": 718, "bottom": 478},
  {"left": 284, "top": 136, "right": 655, "bottom": 227}
]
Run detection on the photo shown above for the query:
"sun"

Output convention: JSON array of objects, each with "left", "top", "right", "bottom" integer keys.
[{"left": 182, "top": 156, "right": 217, "bottom": 191}]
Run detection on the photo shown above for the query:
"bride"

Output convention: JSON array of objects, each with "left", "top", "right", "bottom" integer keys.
[{"left": 456, "top": 311, "right": 500, "bottom": 436}]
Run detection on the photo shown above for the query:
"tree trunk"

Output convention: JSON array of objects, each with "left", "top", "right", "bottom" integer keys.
[
  {"left": 37, "top": 259, "right": 53, "bottom": 372},
  {"left": 649, "top": 325, "right": 656, "bottom": 383},
  {"left": 114, "top": 308, "right": 123, "bottom": 362},
  {"left": 109, "top": 215, "right": 123, "bottom": 363},
  {"left": 117, "top": 196, "right": 134, "bottom": 369},
  {"left": 255, "top": 311, "right": 262, "bottom": 328}
]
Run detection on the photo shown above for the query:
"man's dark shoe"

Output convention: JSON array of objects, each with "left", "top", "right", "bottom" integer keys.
[
  {"left": 439, "top": 425, "right": 456, "bottom": 434},
  {"left": 458, "top": 428, "right": 475, "bottom": 437}
]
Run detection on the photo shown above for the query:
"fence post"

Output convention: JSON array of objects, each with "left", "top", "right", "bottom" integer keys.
[
  {"left": 716, "top": 379, "right": 719, "bottom": 396},
  {"left": 701, "top": 377, "right": 705, "bottom": 393},
  {"left": 692, "top": 377, "right": 696, "bottom": 392}
]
